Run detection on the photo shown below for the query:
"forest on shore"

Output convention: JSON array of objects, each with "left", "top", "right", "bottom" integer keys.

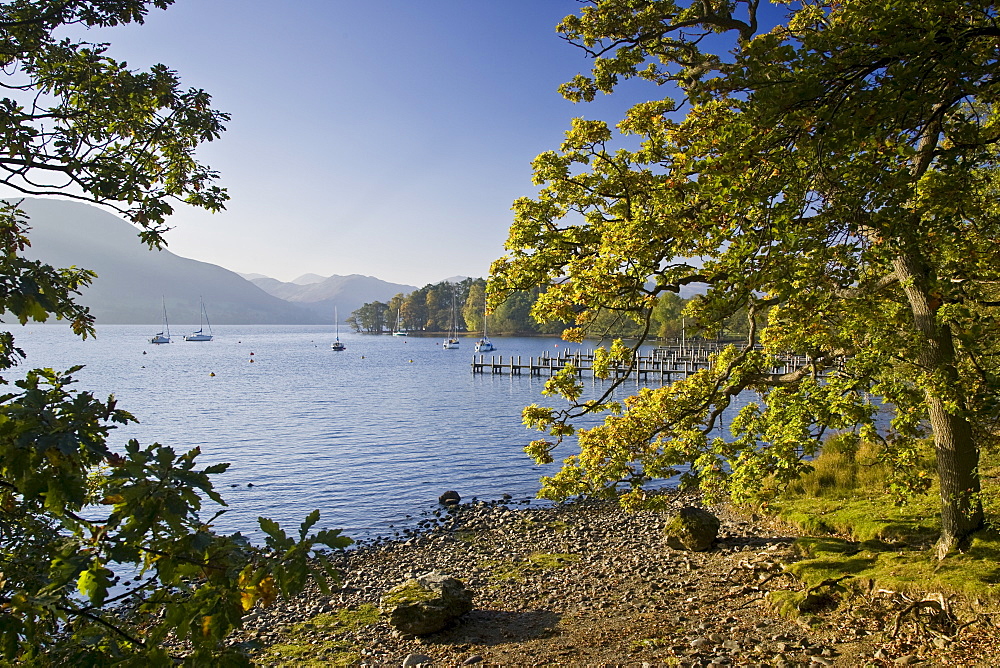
[{"left": 346, "top": 278, "right": 748, "bottom": 339}]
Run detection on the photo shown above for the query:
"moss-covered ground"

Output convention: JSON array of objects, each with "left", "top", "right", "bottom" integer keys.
[
  {"left": 253, "top": 604, "right": 380, "bottom": 666},
  {"left": 479, "top": 551, "right": 582, "bottom": 584},
  {"left": 767, "top": 435, "right": 1000, "bottom": 615}
]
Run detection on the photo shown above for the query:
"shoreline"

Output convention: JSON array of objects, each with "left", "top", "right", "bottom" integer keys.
[{"left": 233, "top": 494, "right": 999, "bottom": 666}]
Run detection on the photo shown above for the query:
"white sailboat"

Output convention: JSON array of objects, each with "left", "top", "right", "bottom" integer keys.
[
  {"left": 392, "top": 308, "right": 408, "bottom": 336},
  {"left": 474, "top": 295, "right": 496, "bottom": 353},
  {"left": 442, "top": 295, "right": 460, "bottom": 349},
  {"left": 150, "top": 298, "right": 171, "bottom": 344},
  {"left": 184, "top": 298, "right": 214, "bottom": 342},
  {"left": 331, "top": 307, "right": 346, "bottom": 351}
]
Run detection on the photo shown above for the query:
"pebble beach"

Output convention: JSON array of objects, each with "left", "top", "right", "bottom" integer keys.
[{"left": 234, "top": 493, "right": 999, "bottom": 666}]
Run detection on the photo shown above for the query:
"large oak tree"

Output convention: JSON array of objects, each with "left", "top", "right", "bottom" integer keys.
[{"left": 493, "top": 0, "right": 1000, "bottom": 557}]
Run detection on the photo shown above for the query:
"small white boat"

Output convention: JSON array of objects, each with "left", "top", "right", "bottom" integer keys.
[
  {"left": 331, "top": 307, "right": 346, "bottom": 351},
  {"left": 442, "top": 295, "right": 460, "bottom": 349},
  {"left": 392, "top": 308, "right": 408, "bottom": 336},
  {"left": 473, "top": 295, "right": 495, "bottom": 352},
  {"left": 184, "top": 298, "right": 214, "bottom": 342},
  {"left": 150, "top": 298, "right": 171, "bottom": 344}
]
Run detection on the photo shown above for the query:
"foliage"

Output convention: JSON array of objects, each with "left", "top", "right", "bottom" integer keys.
[
  {"left": 492, "top": 0, "right": 1000, "bottom": 556},
  {"left": 349, "top": 276, "right": 696, "bottom": 338},
  {"left": 0, "top": 2, "right": 350, "bottom": 664},
  {"left": 348, "top": 280, "right": 471, "bottom": 334}
]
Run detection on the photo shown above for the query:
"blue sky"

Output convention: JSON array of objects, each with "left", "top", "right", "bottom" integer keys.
[{"left": 52, "top": 1, "right": 649, "bottom": 286}]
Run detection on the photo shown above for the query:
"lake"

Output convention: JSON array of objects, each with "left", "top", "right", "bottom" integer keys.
[{"left": 3, "top": 325, "right": 746, "bottom": 542}]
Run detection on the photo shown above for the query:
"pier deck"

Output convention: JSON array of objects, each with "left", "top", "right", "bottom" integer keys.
[{"left": 471, "top": 344, "right": 816, "bottom": 381}]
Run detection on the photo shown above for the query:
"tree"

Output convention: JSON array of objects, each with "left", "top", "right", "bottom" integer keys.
[
  {"left": 348, "top": 300, "right": 389, "bottom": 333},
  {"left": 492, "top": 0, "right": 1000, "bottom": 557},
  {"left": 0, "top": 2, "right": 348, "bottom": 664},
  {"left": 651, "top": 293, "right": 686, "bottom": 341},
  {"left": 463, "top": 279, "right": 487, "bottom": 334}
]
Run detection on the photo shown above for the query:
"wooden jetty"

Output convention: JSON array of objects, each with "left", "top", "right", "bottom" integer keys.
[{"left": 471, "top": 343, "right": 818, "bottom": 382}]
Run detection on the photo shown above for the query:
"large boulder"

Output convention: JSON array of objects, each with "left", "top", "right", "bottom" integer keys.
[
  {"left": 663, "top": 506, "right": 720, "bottom": 552},
  {"left": 381, "top": 571, "right": 473, "bottom": 635}
]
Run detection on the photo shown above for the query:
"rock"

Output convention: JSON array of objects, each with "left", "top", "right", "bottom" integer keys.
[
  {"left": 663, "top": 506, "right": 721, "bottom": 552},
  {"left": 439, "top": 490, "right": 461, "bottom": 506},
  {"left": 402, "top": 653, "right": 434, "bottom": 666},
  {"left": 462, "top": 656, "right": 483, "bottom": 665},
  {"left": 381, "top": 571, "right": 473, "bottom": 635}
]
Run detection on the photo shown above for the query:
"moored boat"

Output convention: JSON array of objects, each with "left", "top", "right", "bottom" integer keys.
[
  {"left": 150, "top": 298, "right": 171, "bottom": 344},
  {"left": 184, "top": 298, "right": 214, "bottom": 341}
]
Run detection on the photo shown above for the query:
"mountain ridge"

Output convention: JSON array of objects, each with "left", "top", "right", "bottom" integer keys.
[{"left": 10, "top": 199, "right": 317, "bottom": 324}]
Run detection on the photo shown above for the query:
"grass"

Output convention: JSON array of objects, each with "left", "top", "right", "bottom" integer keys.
[
  {"left": 764, "top": 434, "right": 1000, "bottom": 615},
  {"left": 253, "top": 604, "right": 380, "bottom": 666}
]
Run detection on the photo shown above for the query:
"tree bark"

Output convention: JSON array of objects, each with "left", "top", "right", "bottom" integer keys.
[{"left": 893, "top": 253, "right": 983, "bottom": 558}]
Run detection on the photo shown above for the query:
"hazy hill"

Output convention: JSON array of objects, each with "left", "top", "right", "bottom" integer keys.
[
  {"left": 247, "top": 274, "right": 417, "bottom": 320},
  {"left": 12, "top": 198, "right": 323, "bottom": 325},
  {"left": 291, "top": 273, "right": 326, "bottom": 285}
]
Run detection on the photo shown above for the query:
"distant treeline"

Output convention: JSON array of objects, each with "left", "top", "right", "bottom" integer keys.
[{"left": 347, "top": 278, "right": 752, "bottom": 340}]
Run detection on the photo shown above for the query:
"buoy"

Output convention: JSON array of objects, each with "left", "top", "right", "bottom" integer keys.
[
  {"left": 247, "top": 482, "right": 254, "bottom": 488},
  {"left": 142, "top": 351, "right": 147, "bottom": 355},
  {"left": 209, "top": 372, "right": 215, "bottom": 377},
  {"left": 409, "top": 359, "right": 413, "bottom": 363},
  {"left": 249, "top": 359, "right": 254, "bottom": 363},
  {"left": 250, "top": 351, "right": 254, "bottom": 355}
]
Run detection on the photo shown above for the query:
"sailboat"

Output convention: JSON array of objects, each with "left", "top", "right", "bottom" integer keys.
[
  {"left": 474, "top": 295, "right": 496, "bottom": 353},
  {"left": 184, "top": 298, "right": 214, "bottom": 342},
  {"left": 331, "top": 307, "right": 346, "bottom": 351},
  {"left": 150, "top": 298, "right": 171, "bottom": 344},
  {"left": 442, "top": 295, "right": 460, "bottom": 349},
  {"left": 391, "top": 308, "right": 408, "bottom": 336}
]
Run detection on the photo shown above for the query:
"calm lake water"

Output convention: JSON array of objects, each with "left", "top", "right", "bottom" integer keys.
[{"left": 4, "top": 325, "right": 749, "bottom": 542}]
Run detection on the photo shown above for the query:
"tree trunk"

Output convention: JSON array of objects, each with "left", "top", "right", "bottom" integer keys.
[
  {"left": 927, "top": 394, "right": 982, "bottom": 558},
  {"left": 894, "top": 254, "right": 983, "bottom": 558}
]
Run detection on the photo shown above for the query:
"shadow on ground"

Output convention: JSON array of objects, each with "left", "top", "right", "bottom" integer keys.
[{"left": 424, "top": 608, "right": 561, "bottom": 646}]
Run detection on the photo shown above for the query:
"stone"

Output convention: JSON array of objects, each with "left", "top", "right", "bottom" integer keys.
[
  {"left": 663, "top": 506, "right": 721, "bottom": 552},
  {"left": 381, "top": 571, "right": 473, "bottom": 635},
  {"left": 439, "top": 490, "right": 462, "bottom": 506},
  {"left": 402, "top": 654, "right": 434, "bottom": 666}
]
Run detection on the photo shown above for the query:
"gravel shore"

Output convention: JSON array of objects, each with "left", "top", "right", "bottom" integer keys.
[{"left": 235, "top": 493, "right": 998, "bottom": 666}]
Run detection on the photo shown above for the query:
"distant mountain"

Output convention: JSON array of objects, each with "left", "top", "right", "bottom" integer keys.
[
  {"left": 13, "top": 198, "right": 323, "bottom": 325},
  {"left": 248, "top": 274, "right": 417, "bottom": 320},
  {"left": 291, "top": 273, "right": 326, "bottom": 285}
]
